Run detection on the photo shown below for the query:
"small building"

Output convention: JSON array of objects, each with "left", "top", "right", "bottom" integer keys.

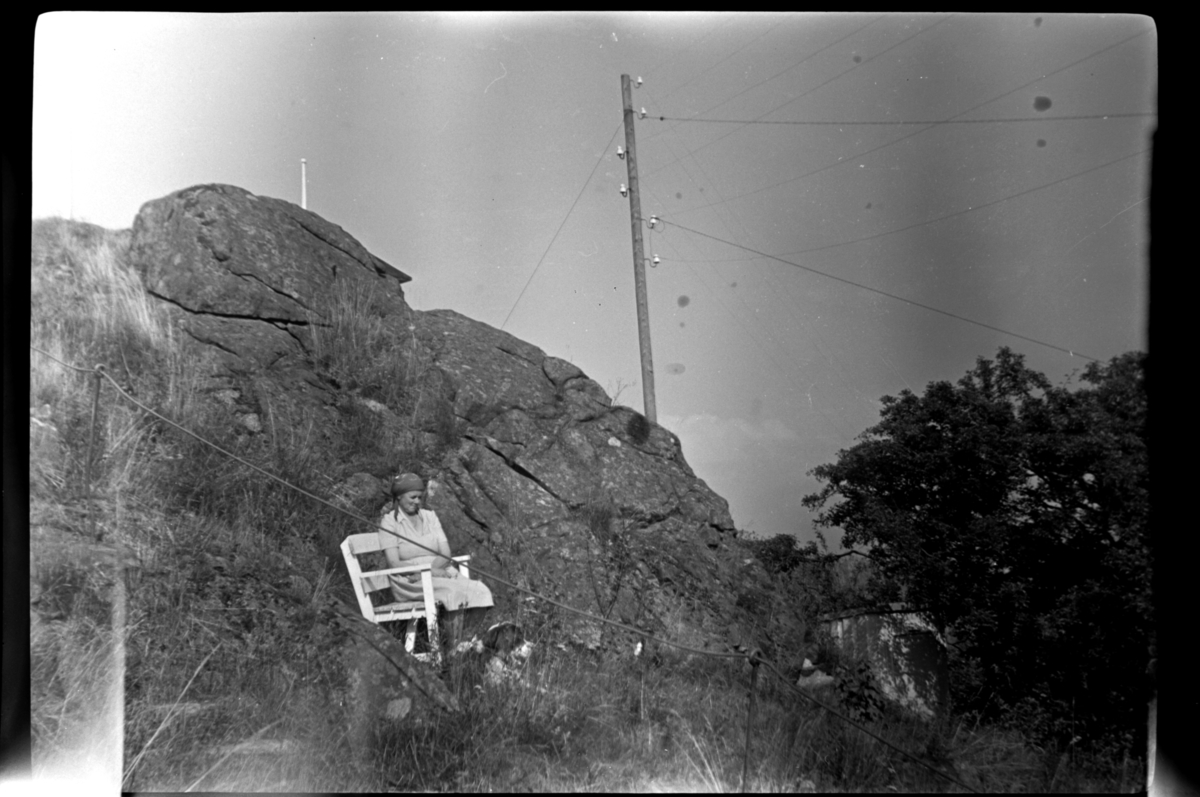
[{"left": 821, "top": 603, "right": 949, "bottom": 720}]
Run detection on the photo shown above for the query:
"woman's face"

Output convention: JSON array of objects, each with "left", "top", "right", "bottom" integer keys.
[{"left": 397, "top": 489, "right": 422, "bottom": 516}]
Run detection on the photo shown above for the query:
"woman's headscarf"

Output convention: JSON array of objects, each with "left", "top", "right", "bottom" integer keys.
[{"left": 390, "top": 472, "right": 425, "bottom": 497}]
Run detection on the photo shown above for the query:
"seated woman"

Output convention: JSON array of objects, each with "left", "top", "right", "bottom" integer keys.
[{"left": 379, "top": 472, "right": 493, "bottom": 644}]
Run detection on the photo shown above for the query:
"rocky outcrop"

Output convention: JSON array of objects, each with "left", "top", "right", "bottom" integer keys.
[{"left": 127, "top": 184, "right": 802, "bottom": 659}]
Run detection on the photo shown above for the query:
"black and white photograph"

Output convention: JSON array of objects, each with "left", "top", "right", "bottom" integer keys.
[{"left": 22, "top": 11, "right": 1155, "bottom": 793}]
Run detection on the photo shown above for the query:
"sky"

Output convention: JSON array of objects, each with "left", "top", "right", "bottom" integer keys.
[{"left": 31, "top": 12, "right": 1156, "bottom": 545}]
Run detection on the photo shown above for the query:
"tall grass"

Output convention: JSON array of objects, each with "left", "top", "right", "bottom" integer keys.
[
  {"left": 29, "top": 556, "right": 125, "bottom": 788},
  {"left": 307, "top": 276, "right": 416, "bottom": 412}
]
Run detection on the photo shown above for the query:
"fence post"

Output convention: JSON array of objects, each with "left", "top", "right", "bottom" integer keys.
[
  {"left": 85, "top": 365, "right": 104, "bottom": 541},
  {"left": 742, "top": 651, "right": 760, "bottom": 793}
]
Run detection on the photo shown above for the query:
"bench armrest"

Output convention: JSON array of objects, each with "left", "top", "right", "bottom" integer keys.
[
  {"left": 361, "top": 562, "right": 434, "bottom": 578},
  {"left": 363, "top": 555, "right": 472, "bottom": 580}
]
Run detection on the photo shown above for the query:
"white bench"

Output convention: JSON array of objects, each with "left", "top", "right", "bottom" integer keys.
[{"left": 340, "top": 532, "right": 472, "bottom": 665}]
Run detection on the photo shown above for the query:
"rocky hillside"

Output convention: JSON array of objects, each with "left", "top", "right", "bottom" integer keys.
[{"left": 126, "top": 183, "right": 804, "bottom": 659}]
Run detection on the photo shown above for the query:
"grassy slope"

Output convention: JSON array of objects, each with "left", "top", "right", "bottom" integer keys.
[{"left": 28, "top": 216, "right": 1143, "bottom": 792}]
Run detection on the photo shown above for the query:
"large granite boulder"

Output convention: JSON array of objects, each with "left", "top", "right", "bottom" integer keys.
[{"left": 127, "top": 183, "right": 803, "bottom": 660}]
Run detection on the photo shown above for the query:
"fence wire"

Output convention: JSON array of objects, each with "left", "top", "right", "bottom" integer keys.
[{"left": 29, "top": 344, "right": 978, "bottom": 792}]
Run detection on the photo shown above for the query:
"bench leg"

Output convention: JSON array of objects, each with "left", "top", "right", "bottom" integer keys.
[
  {"left": 426, "top": 613, "right": 441, "bottom": 666},
  {"left": 405, "top": 620, "right": 417, "bottom": 654}
]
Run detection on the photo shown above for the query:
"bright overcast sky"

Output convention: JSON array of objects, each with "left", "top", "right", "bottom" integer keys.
[{"left": 32, "top": 12, "right": 1156, "bottom": 544}]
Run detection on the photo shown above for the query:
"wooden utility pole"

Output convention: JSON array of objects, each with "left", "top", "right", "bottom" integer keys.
[{"left": 621, "top": 74, "right": 657, "bottom": 424}]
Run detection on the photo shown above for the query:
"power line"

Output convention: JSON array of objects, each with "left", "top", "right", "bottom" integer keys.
[
  {"left": 646, "top": 13, "right": 796, "bottom": 111},
  {"left": 635, "top": 13, "right": 743, "bottom": 94},
  {"left": 499, "top": 120, "right": 623, "bottom": 331},
  {"left": 648, "top": 14, "right": 885, "bottom": 138},
  {"left": 774, "top": 147, "right": 1149, "bottom": 258},
  {"left": 651, "top": 110, "right": 1156, "bottom": 126},
  {"left": 643, "top": 14, "right": 944, "bottom": 179},
  {"left": 642, "top": 86, "right": 901, "bottom": 437},
  {"left": 666, "top": 25, "right": 1153, "bottom": 215},
  {"left": 645, "top": 222, "right": 857, "bottom": 443},
  {"left": 659, "top": 211, "right": 1118, "bottom": 362}
]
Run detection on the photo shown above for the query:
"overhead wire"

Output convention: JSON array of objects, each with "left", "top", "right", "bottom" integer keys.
[
  {"left": 642, "top": 14, "right": 942, "bottom": 178},
  {"left": 773, "top": 145, "right": 1150, "bottom": 258},
  {"left": 758, "top": 658, "right": 979, "bottom": 792},
  {"left": 651, "top": 110, "right": 1156, "bottom": 126},
  {"left": 35, "top": 346, "right": 747, "bottom": 664},
  {"left": 652, "top": 226, "right": 857, "bottom": 442},
  {"left": 643, "top": 14, "right": 885, "bottom": 151},
  {"left": 634, "top": 13, "right": 743, "bottom": 96},
  {"left": 659, "top": 216, "right": 1105, "bottom": 362},
  {"left": 666, "top": 24, "right": 1153, "bottom": 214},
  {"left": 656, "top": 130, "right": 1149, "bottom": 362},
  {"left": 499, "top": 119, "right": 623, "bottom": 331},
  {"left": 643, "top": 159, "right": 860, "bottom": 441},
  {"left": 31, "top": 344, "right": 985, "bottom": 789},
  {"left": 643, "top": 13, "right": 795, "bottom": 112},
  {"left": 643, "top": 86, "right": 869, "bottom": 438}
]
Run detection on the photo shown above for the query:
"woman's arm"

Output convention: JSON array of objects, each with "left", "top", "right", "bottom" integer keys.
[{"left": 426, "top": 511, "right": 457, "bottom": 575}]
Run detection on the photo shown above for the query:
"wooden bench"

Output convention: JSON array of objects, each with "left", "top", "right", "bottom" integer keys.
[{"left": 340, "top": 532, "right": 472, "bottom": 665}]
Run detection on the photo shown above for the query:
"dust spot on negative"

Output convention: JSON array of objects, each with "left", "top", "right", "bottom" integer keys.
[
  {"left": 865, "top": 202, "right": 872, "bottom": 209},
  {"left": 677, "top": 295, "right": 690, "bottom": 308},
  {"left": 730, "top": 281, "right": 737, "bottom": 288},
  {"left": 675, "top": 192, "right": 683, "bottom": 200},
  {"left": 665, "top": 363, "right": 686, "bottom": 375},
  {"left": 1037, "top": 139, "right": 1046, "bottom": 148},
  {"left": 680, "top": 322, "right": 685, "bottom": 328},
  {"left": 1034, "top": 16, "right": 1042, "bottom": 26},
  {"left": 853, "top": 54, "right": 862, "bottom": 63},
  {"left": 1033, "top": 96, "right": 1051, "bottom": 112}
]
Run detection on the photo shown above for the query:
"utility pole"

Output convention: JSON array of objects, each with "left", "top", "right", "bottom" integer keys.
[
  {"left": 301, "top": 158, "right": 308, "bottom": 209},
  {"left": 621, "top": 74, "right": 657, "bottom": 424}
]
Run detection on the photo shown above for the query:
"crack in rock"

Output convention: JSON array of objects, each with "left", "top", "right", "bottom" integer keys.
[
  {"left": 290, "top": 216, "right": 374, "bottom": 275},
  {"left": 230, "top": 268, "right": 314, "bottom": 314},
  {"left": 148, "top": 290, "right": 312, "bottom": 326},
  {"left": 474, "top": 435, "right": 567, "bottom": 506}
]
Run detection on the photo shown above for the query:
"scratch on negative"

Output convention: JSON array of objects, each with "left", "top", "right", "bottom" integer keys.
[{"left": 484, "top": 62, "right": 507, "bottom": 94}]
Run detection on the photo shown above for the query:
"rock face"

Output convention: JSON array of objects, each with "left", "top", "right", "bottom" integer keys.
[{"left": 128, "top": 184, "right": 802, "bottom": 659}]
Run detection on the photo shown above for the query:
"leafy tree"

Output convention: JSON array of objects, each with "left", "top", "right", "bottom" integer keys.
[
  {"left": 802, "top": 348, "right": 1151, "bottom": 754},
  {"left": 742, "top": 533, "right": 896, "bottom": 619},
  {"left": 744, "top": 533, "right": 820, "bottom": 576}
]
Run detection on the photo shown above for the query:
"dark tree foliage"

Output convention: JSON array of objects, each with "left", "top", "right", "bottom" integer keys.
[
  {"left": 742, "top": 534, "right": 897, "bottom": 618},
  {"left": 802, "top": 348, "right": 1151, "bottom": 754},
  {"left": 745, "top": 533, "right": 820, "bottom": 576}
]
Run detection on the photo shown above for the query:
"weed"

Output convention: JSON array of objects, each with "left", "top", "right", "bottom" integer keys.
[
  {"left": 626, "top": 411, "right": 651, "bottom": 445},
  {"left": 307, "top": 278, "right": 412, "bottom": 413}
]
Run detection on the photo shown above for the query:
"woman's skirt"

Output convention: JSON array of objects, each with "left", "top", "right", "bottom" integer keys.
[
  {"left": 384, "top": 569, "right": 494, "bottom": 610},
  {"left": 430, "top": 573, "right": 494, "bottom": 611}
]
